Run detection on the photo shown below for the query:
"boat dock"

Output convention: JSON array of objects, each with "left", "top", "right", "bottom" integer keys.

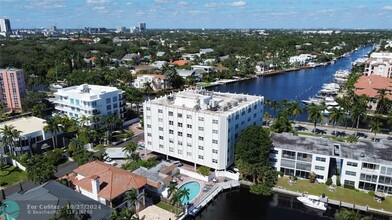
[
  {"left": 272, "top": 187, "right": 392, "bottom": 217},
  {"left": 179, "top": 180, "right": 240, "bottom": 219}
]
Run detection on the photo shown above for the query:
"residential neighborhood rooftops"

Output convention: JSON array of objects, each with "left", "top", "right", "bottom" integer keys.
[
  {"left": 132, "top": 161, "right": 175, "bottom": 188},
  {"left": 72, "top": 161, "right": 147, "bottom": 201},
  {"left": 0, "top": 116, "right": 47, "bottom": 135},
  {"left": 5, "top": 180, "right": 112, "bottom": 220},
  {"left": 271, "top": 133, "right": 392, "bottom": 166}
]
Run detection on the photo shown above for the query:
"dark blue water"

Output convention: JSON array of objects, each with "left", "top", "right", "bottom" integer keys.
[
  {"left": 210, "top": 46, "right": 373, "bottom": 121},
  {"left": 190, "top": 187, "right": 389, "bottom": 220}
]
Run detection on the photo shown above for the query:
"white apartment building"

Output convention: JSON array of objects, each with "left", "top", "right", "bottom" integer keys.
[
  {"left": 133, "top": 74, "right": 165, "bottom": 91},
  {"left": 143, "top": 89, "right": 264, "bottom": 170},
  {"left": 289, "top": 54, "right": 317, "bottom": 65},
  {"left": 364, "top": 54, "right": 392, "bottom": 78},
  {"left": 0, "top": 117, "right": 53, "bottom": 155},
  {"left": 53, "top": 84, "right": 125, "bottom": 125},
  {"left": 270, "top": 133, "right": 392, "bottom": 195}
]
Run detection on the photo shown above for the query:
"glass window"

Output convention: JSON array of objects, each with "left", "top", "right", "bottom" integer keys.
[
  {"left": 199, "top": 136, "right": 204, "bottom": 141},
  {"left": 212, "top": 140, "right": 218, "bottom": 144},
  {"left": 75, "top": 99, "right": 80, "bottom": 105},
  {"left": 178, "top": 122, "right": 183, "bottom": 127},
  {"left": 107, "top": 105, "right": 111, "bottom": 110},
  {"left": 178, "top": 113, "right": 182, "bottom": 118},
  {"left": 187, "top": 124, "right": 192, "bottom": 129},
  {"left": 70, "top": 98, "right": 74, "bottom": 104},
  {"left": 212, "top": 119, "right": 218, "bottom": 124},
  {"left": 187, "top": 115, "right": 192, "bottom": 119},
  {"left": 169, "top": 111, "right": 173, "bottom": 116},
  {"left": 187, "top": 152, "right": 192, "bottom": 156},
  {"left": 169, "top": 129, "right": 174, "bottom": 134},
  {"left": 315, "top": 165, "right": 325, "bottom": 171},
  {"left": 187, "top": 134, "right": 192, "bottom": 138},
  {"left": 159, "top": 127, "right": 163, "bottom": 131},
  {"left": 178, "top": 132, "right": 183, "bottom": 136},
  {"left": 212, "top": 159, "right": 218, "bottom": 163},
  {"left": 198, "top": 127, "right": 204, "bottom": 131},
  {"left": 113, "top": 103, "right": 118, "bottom": 109},
  {"left": 316, "top": 157, "right": 326, "bottom": 162},
  {"left": 213, "top": 129, "right": 218, "bottom": 134},
  {"left": 112, "top": 96, "right": 117, "bottom": 102},
  {"left": 198, "top": 117, "right": 204, "bottom": 121},
  {"left": 159, "top": 136, "right": 164, "bottom": 140},
  {"left": 169, "top": 121, "right": 173, "bottom": 125},
  {"left": 106, "top": 98, "right": 111, "bottom": 104},
  {"left": 198, "top": 146, "right": 204, "bottom": 150},
  {"left": 212, "top": 149, "right": 218, "bottom": 154},
  {"left": 158, "top": 109, "right": 163, "bottom": 113},
  {"left": 198, "top": 155, "right": 204, "bottom": 159}
]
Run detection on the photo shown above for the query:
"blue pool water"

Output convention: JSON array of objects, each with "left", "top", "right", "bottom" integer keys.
[{"left": 178, "top": 181, "right": 201, "bottom": 204}]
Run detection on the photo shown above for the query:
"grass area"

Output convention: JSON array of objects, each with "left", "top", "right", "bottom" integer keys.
[
  {"left": 156, "top": 201, "right": 182, "bottom": 214},
  {"left": 92, "top": 144, "right": 106, "bottom": 151},
  {"left": 276, "top": 177, "right": 392, "bottom": 212},
  {"left": 0, "top": 165, "right": 28, "bottom": 187}
]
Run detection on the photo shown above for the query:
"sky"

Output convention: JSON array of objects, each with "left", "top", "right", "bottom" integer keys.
[{"left": 1, "top": 0, "right": 392, "bottom": 29}]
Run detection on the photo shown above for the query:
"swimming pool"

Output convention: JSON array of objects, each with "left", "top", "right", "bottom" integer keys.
[{"left": 178, "top": 181, "right": 201, "bottom": 205}]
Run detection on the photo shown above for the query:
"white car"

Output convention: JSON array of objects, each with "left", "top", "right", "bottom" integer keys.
[{"left": 104, "top": 160, "right": 117, "bottom": 166}]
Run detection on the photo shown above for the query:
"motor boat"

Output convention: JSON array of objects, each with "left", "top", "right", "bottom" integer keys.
[{"left": 297, "top": 195, "right": 327, "bottom": 211}]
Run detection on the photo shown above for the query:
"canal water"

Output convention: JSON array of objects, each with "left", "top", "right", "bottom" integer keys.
[
  {"left": 209, "top": 46, "right": 374, "bottom": 121},
  {"left": 190, "top": 187, "right": 390, "bottom": 220}
]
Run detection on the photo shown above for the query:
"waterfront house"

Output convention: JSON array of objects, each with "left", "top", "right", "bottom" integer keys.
[
  {"left": 354, "top": 75, "right": 392, "bottom": 111},
  {"left": 4, "top": 180, "right": 112, "bottom": 220},
  {"left": 71, "top": 160, "right": 147, "bottom": 209},
  {"left": 133, "top": 74, "right": 166, "bottom": 91}
]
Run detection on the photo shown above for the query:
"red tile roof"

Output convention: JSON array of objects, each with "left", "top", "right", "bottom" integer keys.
[
  {"left": 72, "top": 161, "right": 147, "bottom": 201},
  {"left": 171, "top": 60, "right": 188, "bottom": 66},
  {"left": 354, "top": 75, "right": 392, "bottom": 99}
]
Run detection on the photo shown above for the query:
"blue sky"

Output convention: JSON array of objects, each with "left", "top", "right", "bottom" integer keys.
[{"left": 1, "top": 0, "right": 392, "bottom": 29}]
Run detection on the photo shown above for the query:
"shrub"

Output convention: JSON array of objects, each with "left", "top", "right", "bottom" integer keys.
[
  {"left": 277, "top": 171, "right": 283, "bottom": 177},
  {"left": 326, "top": 178, "right": 333, "bottom": 186},
  {"left": 308, "top": 172, "right": 317, "bottom": 183},
  {"left": 197, "top": 166, "right": 211, "bottom": 176},
  {"left": 368, "top": 191, "right": 375, "bottom": 196},
  {"left": 346, "top": 135, "right": 358, "bottom": 143}
]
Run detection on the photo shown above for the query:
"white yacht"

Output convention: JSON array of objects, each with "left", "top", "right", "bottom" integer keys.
[{"left": 297, "top": 195, "right": 327, "bottom": 211}]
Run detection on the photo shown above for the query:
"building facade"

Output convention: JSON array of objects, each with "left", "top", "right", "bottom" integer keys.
[
  {"left": 0, "top": 18, "right": 11, "bottom": 34},
  {"left": 53, "top": 84, "right": 125, "bottom": 125},
  {"left": 0, "top": 68, "right": 26, "bottom": 112},
  {"left": 139, "top": 22, "right": 146, "bottom": 32},
  {"left": 133, "top": 74, "right": 165, "bottom": 91},
  {"left": 270, "top": 133, "right": 392, "bottom": 195},
  {"left": 143, "top": 89, "right": 264, "bottom": 170}
]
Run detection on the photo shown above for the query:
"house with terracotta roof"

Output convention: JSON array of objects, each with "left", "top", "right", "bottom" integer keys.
[
  {"left": 171, "top": 60, "right": 189, "bottom": 66},
  {"left": 71, "top": 161, "right": 147, "bottom": 209},
  {"left": 354, "top": 75, "right": 392, "bottom": 110}
]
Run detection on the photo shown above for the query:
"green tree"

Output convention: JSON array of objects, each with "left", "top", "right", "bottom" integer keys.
[
  {"left": 370, "top": 120, "right": 382, "bottom": 139},
  {"left": 43, "top": 116, "right": 63, "bottom": 148},
  {"left": 69, "top": 138, "right": 85, "bottom": 150},
  {"left": 177, "top": 188, "right": 190, "bottom": 205},
  {"left": 335, "top": 208, "right": 371, "bottom": 220},
  {"left": 26, "top": 156, "right": 56, "bottom": 184},
  {"left": 287, "top": 101, "right": 303, "bottom": 122},
  {"left": 0, "top": 125, "right": 22, "bottom": 156},
  {"left": 329, "top": 107, "right": 345, "bottom": 136},
  {"left": 271, "top": 111, "right": 293, "bottom": 133},
  {"left": 125, "top": 189, "right": 138, "bottom": 212},
  {"left": 197, "top": 166, "right": 210, "bottom": 176},
  {"left": 307, "top": 103, "right": 323, "bottom": 134},
  {"left": 376, "top": 89, "right": 389, "bottom": 114},
  {"left": 235, "top": 125, "right": 277, "bottom": 196},
  {"left": 350, "top": 95, "right": 369, "bottom": 136},
  {"left": 31, "top": 103, "right": 46, "bottom": 118}
]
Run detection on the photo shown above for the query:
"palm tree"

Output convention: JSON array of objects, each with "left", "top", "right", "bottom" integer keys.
[
  {"left": 263, "top": 112, "right": 271, "bottom": 126},
  {"left": 168, "top": 183, "right": 177, "bottom": 197},
  {"left": 43, "top": 117, "right": 63, "bottom": 148},
  {"left": 370, "top": 120, "right": 382, "bottom": 139},
  {"left": 307, "top": 104, "right": 323, "bottom": 134},
  {"left": 270, "top": 100, "right": 279, "bottom": 117},
  {"left": 350, "top": 95, "right": 369, "bottom": 136},
  {"left": 287, "top": 101, "right": 303, "bottom": 123},
  {"left": 142, "top": 81, "right": 154, "bottom": 98},
  {"left": 78, "top": 115, "right": 90, "bottom": 127},
  {"left": 177, "top": 188, "right": 190, "bottom": 205},
  {"left": 329, "top": 107, "right": 344, "bottom": 136},
  {"left": 125, "top": 189, "right": 138, "bottom": 211},
  {"left": 0, "top": 125, "right": 22, "bottom": 156},
  {"left": 69, "top": 138, "right": 84, "bottom": 150},
  {"left": 376, "top": 89, "right": 389, "bottom": 114},
  {"left": 271, "top": 111, "right": 293, "bottom": 133}
]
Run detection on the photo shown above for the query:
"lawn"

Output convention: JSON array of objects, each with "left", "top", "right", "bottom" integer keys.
[
  {"left": 156, "top": 201, "right": 182, "bottom": 214},
  {"left": 276, "top": 177, "right": 392, "bottom": 212},
  {"left": 0, "top": 165, "right": 28, "bottom": 187},
  {"left": 92, "top": 144, "right": 106, "bottom": 151}
]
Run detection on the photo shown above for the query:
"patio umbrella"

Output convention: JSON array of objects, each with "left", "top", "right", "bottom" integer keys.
[{"left": 375, "top": 191, "right": 385, "bottom": 198}]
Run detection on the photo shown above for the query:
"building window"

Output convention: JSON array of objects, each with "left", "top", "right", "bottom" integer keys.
[
  {"left": 212, "top": 129, "right": 218, "bottom": 134},
  {"left": 347, "top": 161, "right": 358, "bottom": 167},
  {"left": 113, "top": 96, "right": 117, "bottom": 102},
  {"left": 169, "top": 121, "right": 173, "bottom": 125},
  {"left": 159, "top": 127, "right": 163, "bottom": 131},
  {"left": 178, "top": 113, "right": 182, "bottom": 118},
  {"left": 169, "top": 111, "right": 173, "bottom": 116},
  {"left": 187, "top": 124, "right": 192, "bottom": 129},
  {"left": 159, "top": 136, "right": 164, "bottom": 140},
  {"left": 158, "top": 118, "right": 163, "bottom": 122},
  {"left": 113, "top": 103, "right": 118, "bottom": 109},
  {"left": 345, "top": 171, "right": 356, "bottom": 176},
  {"left": 187, "top": 134, "right": 192, "bottom": 138},
  {"left": 147, "top": 124, "right": 151, "bottom": 128},
  {"left": 158, "top": 109, "right": 163, "bottom": 113},
  {"left": 146, "top": 116, "right": 151, "bottom": 119},
  {"left": 198, "top": 127, "right": 204, "bottom": 131},
  {"left": 106, "top": 98, "right": 111, "bottom": 104},
  {"left": 316, "top": 157, "right": 326, "bottom": 162},
  {"left": 187, "top": 115, "right": 192, "bottom": 119},
  {"left": 198, "top": 155, "right": 204, "bottom": 159},
  {"left": 187, "top": 143, "right": 192, "bottom": 147},
  {"left": 187, "top": 152, "right": 192, "bottom": 156},
  {"left": 198, "top": 117, "right": 204, "bottom": 121},
  {"left": 169, "top": 139, "right": 174, "bottom": 143},
  {"left": 70, "top": 98, "right": 74, "bottom": 104},
  {"left": 178, "top": 132, "right": 183, "bottom": 136},
  {"left": 178, "top": 141, "right": 183, "bottom": 145},
  {"left": 159, "top": 144, "right": 164, "bottom": 149},
  {"left": 362, "top": 163, "right": 379, "bottom": 170},
  {"left": 178, "top": 149, "right": 183, "bottom": 154},
  {"left": 212, "top": 149, "right": 218, "bottom": 154},
  {"left": 212, "top": 119, "right": 218, "bottom": 124},
  {"left": 199, "top": 146, "right": 204, "bottom": 150},
  {"left": 169, "top": 129, "right": 174, "bottom": 134},
  {"left": 198, "top": 136, "right": 204, "bottom": 141},
  {"left": 178, "top": 122, "right": 183, "bottom": 127},
  {"left": 147, "top": 141, "right": 152, "bottom": 145},
  {"left": 212, "top": 159, "right": 218, "bottom": 163},
  {"left": 315, "top": 165, "right": 325, "bottom": 171},
  {"left": 344, "top": 180, "right": 355, "bottom": 187},
  {"left": 107, "top": 105, "right": 112, "bottom": 110},
  {"left": 169, "top": 147, "right": 174, "bottom": 152},
  {"left": 147, "top": 133, "right": 152, "bottom": 137},
  {"left": 212, "top": 140, "right": 218, "bottom": 144},
  {"left": 146, "top": 107, "right": 151, "bottom": 111}
]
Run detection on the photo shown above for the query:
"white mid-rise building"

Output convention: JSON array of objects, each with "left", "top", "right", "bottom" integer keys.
[
  {"left": 270, "top": 133, "right": 392, "bottom": 195},
  {"left": 133, "top": 74, "right": 165, "bottom": 91},
  {"left": 143, "top": 89, "right": 264, "bottom": 170},
  {"left": 53, "top": 84, "right": 125, "bottom": 125},
  {"left": 364, "top": 53, "right": 392, "bottom": 78}
]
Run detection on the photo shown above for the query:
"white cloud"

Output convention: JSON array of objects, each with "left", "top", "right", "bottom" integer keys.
[
  {"left": 228, "top": 1, "right": 246, "bottom": 7},
  {"left": 382, "top": 6, "right": 392, "bottom": 10},
  {"left": 22, "top": 0, "right": 66, "bottom": 9},
  {"left": 0, "top": 0, "right": 19, "bottom": 2},
  {"left": 86, "top": 0, "right": 110, "bottom": 4},
  {"left": 356, "top": 5, "right": 366, "bottom": 9}
]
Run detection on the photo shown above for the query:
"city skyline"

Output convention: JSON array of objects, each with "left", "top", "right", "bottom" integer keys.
[{"left": 0, "top": 0, "right": 392, "bottom": 29}]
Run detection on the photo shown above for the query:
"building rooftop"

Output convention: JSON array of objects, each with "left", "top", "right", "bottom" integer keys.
[
  {"left": 0, "top": 117, "right": 46, "bottom": 136},
  {"left": 54, "top": 84, "right": 122, "bottom": 101},
  {"left": 271, "top": 133, "right": 392, "bottom": 166},
  {"left": 5, "top": 180, "right": 112, "bottom": 220},
  {"left": 72, "top": 161, "right": 147, "bottom": 201},
  {"left": 354, "top": 75, "right": 392, "bottom": 99},
  {"left": 147, "top": 89, "right": 263, "bottom": 116},
  {"left": 132, "top": 161, "right": 175, "bottom": 188}
]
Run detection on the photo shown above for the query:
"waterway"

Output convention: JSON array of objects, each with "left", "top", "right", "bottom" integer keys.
[
  {"left": 190, "top": 187, "right": 390, "bottom": 220},
  {"left": 209, "top": 45, "right": 374, "bottom": 121}
]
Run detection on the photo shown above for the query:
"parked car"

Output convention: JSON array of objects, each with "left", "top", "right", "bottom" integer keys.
[{"left": 104, "top": 160, "right": 117, "bottom": 166}]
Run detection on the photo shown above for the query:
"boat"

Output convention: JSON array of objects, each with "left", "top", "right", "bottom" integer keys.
[{"left": 297, "top": 195, "right": 327, "bottom": 211}]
